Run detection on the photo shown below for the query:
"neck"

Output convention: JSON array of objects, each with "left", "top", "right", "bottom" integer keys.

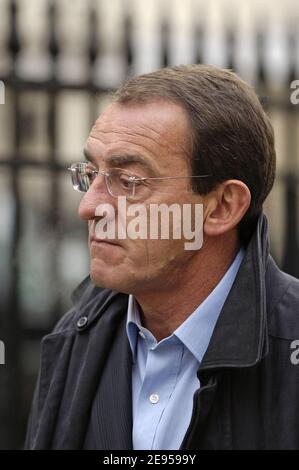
[{"left": 134, "top": 232, "right": 240, "bottom": 341}]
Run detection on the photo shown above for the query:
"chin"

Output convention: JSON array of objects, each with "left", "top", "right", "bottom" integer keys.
[{"left": 90, "top": 262, "right": 134, "bottom": 294}]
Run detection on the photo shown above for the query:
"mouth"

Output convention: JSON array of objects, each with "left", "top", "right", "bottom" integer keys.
[
  {"left": 89, "top": 220, "right": 124, "bottom": 249},
  {"left": 89, "top": 232, "right": 124, "bottom": 248},
  {"left": 89, "top": 236, "right": 121, "bottom": 246}
]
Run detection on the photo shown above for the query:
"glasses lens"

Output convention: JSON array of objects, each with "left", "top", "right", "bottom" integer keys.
[
  {"left": 105, "top": 168, "right": 137, "bottom": 198},
  {"left": 70, "top": 162, "right": 96, "bottom": 192}
]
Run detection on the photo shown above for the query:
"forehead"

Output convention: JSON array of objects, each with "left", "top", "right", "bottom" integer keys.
[{"left": 86, "top": 100, "right": 191, "bottom": 168}]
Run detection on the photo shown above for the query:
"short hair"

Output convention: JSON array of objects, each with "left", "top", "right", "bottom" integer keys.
[{"left": 113, "top": 64, "right": 276, "bottom": 243}]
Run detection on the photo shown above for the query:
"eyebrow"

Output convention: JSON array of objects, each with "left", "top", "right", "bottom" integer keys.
[{"left": 83, "top": 148, "right": 156, "bottom": 175}]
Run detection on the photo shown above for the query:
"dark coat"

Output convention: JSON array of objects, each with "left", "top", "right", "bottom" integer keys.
[{"left": 25, "top": 214, "right": 299, "bottom": 449}]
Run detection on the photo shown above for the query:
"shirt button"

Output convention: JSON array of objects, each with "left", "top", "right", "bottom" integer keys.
[
  {"left": 149, "top": 393, "right": 159, "bottom": 404},
  {"left": 139, "top": 331, "right": 146, "bottom": 339}
]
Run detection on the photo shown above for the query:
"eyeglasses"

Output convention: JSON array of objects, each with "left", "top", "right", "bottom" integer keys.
[{"left": 67, "top": 162, "right": 212, "bottom": 200}]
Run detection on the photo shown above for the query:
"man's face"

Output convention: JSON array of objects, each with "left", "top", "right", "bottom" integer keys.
[{"left": 79, "top": 99, "right": 204, "bottom": 295}]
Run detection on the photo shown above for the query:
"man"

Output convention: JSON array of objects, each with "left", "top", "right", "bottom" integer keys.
[{"left": 26, "top": 64, "right": 299, "bottom": 450}]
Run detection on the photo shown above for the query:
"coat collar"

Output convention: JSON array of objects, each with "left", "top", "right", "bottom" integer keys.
[{"left": 199, "top": 212, "right": 269, "bottom": 370}]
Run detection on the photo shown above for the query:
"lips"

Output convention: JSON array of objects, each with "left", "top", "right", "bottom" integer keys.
[{"left": 89, "top": 235, "right": 121, "bottom": 246}]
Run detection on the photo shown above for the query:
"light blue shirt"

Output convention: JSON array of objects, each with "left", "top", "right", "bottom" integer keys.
[{"left": 126, "top": 248, "right": 244, "bottom": 450}]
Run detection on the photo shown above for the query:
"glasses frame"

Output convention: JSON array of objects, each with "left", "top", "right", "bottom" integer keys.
[{"left": 67, "top": 162, "right": 212, "bottom": 198}]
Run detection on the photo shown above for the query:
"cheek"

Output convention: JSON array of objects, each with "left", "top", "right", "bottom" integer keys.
[{"left": 131, "top": 238, "right": 187, "bottom": 272}]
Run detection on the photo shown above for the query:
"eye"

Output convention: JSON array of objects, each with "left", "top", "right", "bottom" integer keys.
[
  {"left": 85, "top": 163, "right": 97, "bottom": 183},
  {"left": 119, "top": 173, "right": 136, "bottom": 190}
]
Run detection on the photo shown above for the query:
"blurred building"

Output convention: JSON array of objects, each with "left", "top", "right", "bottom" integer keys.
[{"left": 0, "top": 0, "right": 298, "bottom": 449}]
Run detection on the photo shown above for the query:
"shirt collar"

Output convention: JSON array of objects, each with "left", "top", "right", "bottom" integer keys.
[
  {"left": 126, "top": 295, "right": 142, "bottom": 361},
  {"left": 126, "top": 248, "right": 245, "bottom": 363}
]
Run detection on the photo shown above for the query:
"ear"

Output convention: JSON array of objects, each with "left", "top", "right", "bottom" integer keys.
[{"left": 204, "top": 180, "right": 251, "bottom": 237}]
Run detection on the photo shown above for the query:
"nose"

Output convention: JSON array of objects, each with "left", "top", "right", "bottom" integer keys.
[{"left": 78, "top": 175, "right": 112, "bottom": 221}]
